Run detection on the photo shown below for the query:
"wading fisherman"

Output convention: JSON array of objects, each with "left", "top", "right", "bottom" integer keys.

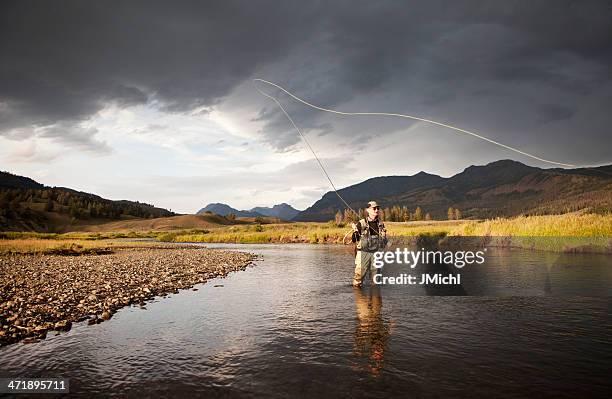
[{"left": 351, "top": 201, "right": 387, "bottom": 287}]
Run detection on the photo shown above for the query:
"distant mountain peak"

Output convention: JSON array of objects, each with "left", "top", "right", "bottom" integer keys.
[
  {"left": 462, "top": 159, "right": 533, "bottom": 172},
  {"left": 412, "top": 171, "right": 439, "bottom": 178},
  {"left": 251, "top": 203, "right": 300, "bottom": 220},
  {"left": 197, "top": 202, "right": 300, "bottom": 220},
  {"left": 197, "top": 203, "right": 264, "bottom": 218},
  {"left": 487, "top": 159, "right": 528, "bottom": 166}
]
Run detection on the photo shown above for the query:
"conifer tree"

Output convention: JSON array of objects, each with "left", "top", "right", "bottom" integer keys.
[
  {"left": 334, "top": 210, "right": 343, "bottom": 224},
  {"left": 414, "top": 206, "right": 423, "bottom": 221}
]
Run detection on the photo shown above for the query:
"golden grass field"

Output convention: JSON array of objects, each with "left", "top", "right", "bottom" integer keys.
[
  {"left": 72, "top": 214, "right": 236, "bottom": 232},
  {"left": 0, "top": 238, "right": 155, "bottom": 255},
  {"left": 163, "top": 213, "right": 612, "bottom": 244},
  {"left": 454, "top": 213, "right": 612, "bottom": 237},
  {"left": 1, "top": 212, "right": 611, "bottom": 254},
  {"left": 163, "top": 220, "right": 469, "bottom": 244}
]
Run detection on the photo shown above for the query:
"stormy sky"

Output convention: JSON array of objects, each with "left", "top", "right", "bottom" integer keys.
[{"left": 1, "top": 1, "right": 611, "bottom": 212}]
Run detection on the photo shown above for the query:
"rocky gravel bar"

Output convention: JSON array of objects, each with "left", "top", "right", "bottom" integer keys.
[{"left": 0, "top": 247, "right": 254, "bottom": 346}]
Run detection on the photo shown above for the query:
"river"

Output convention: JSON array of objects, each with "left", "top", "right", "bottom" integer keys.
[{"left": 1, "top": 244, "right": 611, "bottom": 398}]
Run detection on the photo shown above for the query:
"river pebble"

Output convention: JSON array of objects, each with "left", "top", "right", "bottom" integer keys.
[{"left": 0, "top": 247, "right": 254, "bottom": 346}]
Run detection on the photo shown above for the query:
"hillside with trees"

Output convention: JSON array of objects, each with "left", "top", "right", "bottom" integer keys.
[
  {"left": 295, "top": 160, "right": 612, "bottom": 221},
  {"left": 0, "top": 172, "right": 175, "bottom": 231}
]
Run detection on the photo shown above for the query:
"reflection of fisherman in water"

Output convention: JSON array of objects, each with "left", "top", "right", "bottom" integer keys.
[{"left": 353, "top": 285, "right": 392, "bottom": 377}]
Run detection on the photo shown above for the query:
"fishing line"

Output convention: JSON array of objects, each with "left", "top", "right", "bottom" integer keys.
[
  {"left": 253, "top": 78, "right": 612, "bottom": 220},
  {"left": 254, "top": 82, "right": 359, "bottom": 216},
  {"left": 254, "top": 78, "right": 579, "bottom": 168}
]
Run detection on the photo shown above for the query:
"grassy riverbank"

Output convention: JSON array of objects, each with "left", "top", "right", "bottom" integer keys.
[
  {"left": 158, "top": 213, "right": 612, "bottom": 253},
  {"left": 454, "top": 213, "right": 612, "bottom": 236},
  {"left": 0, "top": 238, "right": 181, "bottom": 255},
  {"left": 1, "top": 212, "right": 611, "bottom": 254},
  {"left": 157, "top": 220, "right": 466, "bottom": 244}
]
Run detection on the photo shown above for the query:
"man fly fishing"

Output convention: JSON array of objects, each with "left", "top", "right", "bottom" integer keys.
[{"left": 351, "top": 201, "right": 388, "bottom": 287}]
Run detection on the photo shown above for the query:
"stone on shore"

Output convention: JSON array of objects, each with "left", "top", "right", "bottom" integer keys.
[{"left": 0, "top": 247, "right": 254, "bottom": 346}]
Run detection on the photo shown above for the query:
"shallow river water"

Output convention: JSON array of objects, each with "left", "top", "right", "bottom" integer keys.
[{"left": 1, "top": 244, "right": 611, "bottom": 398}]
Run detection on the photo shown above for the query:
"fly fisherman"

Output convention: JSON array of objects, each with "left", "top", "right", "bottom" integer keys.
[{"left": 351, "top": 201, "right": 387, "bottom": 287}]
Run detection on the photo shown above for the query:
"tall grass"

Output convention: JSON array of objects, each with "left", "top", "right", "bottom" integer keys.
[
  {"left": 3, "top": 213, "right": 610, "bottom": 254},
  {"left": 454, "top": 213, "right": 612, "bottom": 237},
  {"left": 0, "top": 238, "right": 176, "bottom": 255},
  {"left": 0, "top": 231, "right": 157, "bottom": 240},
  {"left": 154, "top": 214, "right": 612, "bottom": 253},
  {"left": 0, "top": 239, "right": 112, "bottom": 255},
  {"left": 156, "top": 220, "right": 470, "bottom": 244}
]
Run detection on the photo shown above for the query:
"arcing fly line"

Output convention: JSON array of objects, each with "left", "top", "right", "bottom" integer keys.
[
  {"left": 254, "top": 78, "right": 578, "bottom": 168},
  {"left": 253, "top": 81, "right": 359, "bottom": 217},
  {"left": 253, "top": 78, "right": 611, "bottom": 224}
]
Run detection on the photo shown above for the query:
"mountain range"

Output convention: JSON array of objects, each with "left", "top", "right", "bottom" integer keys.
[
  {"left": 250, "top": 204, "right": 301, "bottom": 220},
  {"left": 3, "top": 159, "right": 611, "bottom": 231},
  {"left": 197, "top": 203, "right": 300, "bottom": 220},
  {"left": 293, "top": 160, "right": 612, "bottom": 221}
]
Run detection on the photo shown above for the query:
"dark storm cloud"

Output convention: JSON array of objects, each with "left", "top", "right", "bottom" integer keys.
[
  {"left": 1, "top": 0, "right": 611, "bottom": 163},
  {"left": 250, "top": 0, "right": 612, "bottom": 165},
  {"left": 536, "top": 104, "right": 575, "bottom": 125},
  {"left": 0, "top": 0, "right": 320, "bottom": 149}
]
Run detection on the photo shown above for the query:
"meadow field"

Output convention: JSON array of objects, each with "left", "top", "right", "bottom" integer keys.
[
  {"left": 2, "top": 212, "right": 610, "bottom": 254},
  {"left": 159, "top": 213, "right": 612, "bottom": 242}
]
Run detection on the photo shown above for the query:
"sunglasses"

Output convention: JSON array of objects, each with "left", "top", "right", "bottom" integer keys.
[{"left": 370, "top": 206, "right": 380, "bottom": 210}]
